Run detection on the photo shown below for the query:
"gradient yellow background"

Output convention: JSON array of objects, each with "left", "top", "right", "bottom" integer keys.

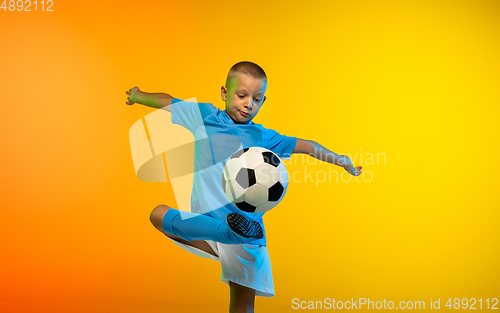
[{"left": 1, "top": 0, "right": 499, "bottom": 312}]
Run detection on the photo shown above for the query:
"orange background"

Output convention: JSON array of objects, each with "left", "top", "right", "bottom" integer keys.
[{"left": 1, "top": 0, "right": 499, "bottom": 312}]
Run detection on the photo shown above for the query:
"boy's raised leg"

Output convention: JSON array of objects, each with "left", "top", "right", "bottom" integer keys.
[
  {"left": 150, "top": 204, "right": 263, "bottom": 246},
  {"left": 150, "top": 205, "right": 217, "bottom": 256}
]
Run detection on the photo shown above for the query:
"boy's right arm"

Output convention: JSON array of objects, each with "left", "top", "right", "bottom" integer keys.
[{"left": 126, "top": 87, "right": 174, "bottom": 112}]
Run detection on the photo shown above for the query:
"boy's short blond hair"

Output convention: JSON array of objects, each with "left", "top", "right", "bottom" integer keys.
[{"left": 226, "top": 61, "right": 267, "bottom": 88}]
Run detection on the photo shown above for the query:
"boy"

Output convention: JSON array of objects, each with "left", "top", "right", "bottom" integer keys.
[{"left": 126, "top": 61, "right": 362, "bottom": 313}]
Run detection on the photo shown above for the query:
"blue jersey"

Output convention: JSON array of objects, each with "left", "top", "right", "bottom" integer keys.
[{"left": 170, "top": 98, "right": 297, "bottom": 246}]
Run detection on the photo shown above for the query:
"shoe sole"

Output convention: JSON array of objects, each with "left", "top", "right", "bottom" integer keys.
[{"left": 226, "top": 213, "right": 263, "bottom": 240}]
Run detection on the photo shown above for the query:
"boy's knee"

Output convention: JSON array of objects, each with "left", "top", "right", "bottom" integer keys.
[
  {"left": 150, "top": 204, "right": 171, "bottom": 231},
  {"left": 229, "top": 282, "right": 255, "bottom": 313}
]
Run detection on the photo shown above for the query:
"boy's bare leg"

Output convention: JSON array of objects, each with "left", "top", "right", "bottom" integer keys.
[
  {"left": 150, "top": 204, "right": 217, "bottom": 257},
  {"left": 229, "top": 281, "right": 256, "bottom": 313}
]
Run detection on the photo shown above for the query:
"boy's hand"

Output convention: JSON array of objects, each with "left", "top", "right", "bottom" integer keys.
[
  {"left": 339, "top": 155, "right": 362, "bottom": 176},
  {"left": 125, "top": 86, "right": 141, "bottom": 105},
  {"left": 345, "top": 164, "right": 363, "bottom": 176}
]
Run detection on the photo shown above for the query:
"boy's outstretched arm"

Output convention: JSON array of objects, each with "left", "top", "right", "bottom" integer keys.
[
  {"left": 293, "top": 139, "right": 362, "bottom": 176},
  {"left": 125, "top": 86, "right": 174, "bottom": 111}
]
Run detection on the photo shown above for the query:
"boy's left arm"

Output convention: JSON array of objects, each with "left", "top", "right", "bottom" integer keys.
[{"left": 293, "top": 139, "right": 362, "bottom": 176}]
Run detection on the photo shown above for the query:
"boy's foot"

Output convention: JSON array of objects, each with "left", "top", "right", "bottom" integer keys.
[{"left": 226, "top": 213, "right": 263, "bottom": 242}]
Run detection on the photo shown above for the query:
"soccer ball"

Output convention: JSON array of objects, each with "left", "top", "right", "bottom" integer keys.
[{"left": 222, "top": 147, "right": 289, "bottom": 213}]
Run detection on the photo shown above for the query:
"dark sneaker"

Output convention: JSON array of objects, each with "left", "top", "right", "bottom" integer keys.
[{"left": 226, "top": 213, "right": 263, "bottom": 241}]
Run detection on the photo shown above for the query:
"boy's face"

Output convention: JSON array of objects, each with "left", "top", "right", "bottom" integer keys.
[{"left": 221, "top": 73, "right": 267, "bottom": 124}]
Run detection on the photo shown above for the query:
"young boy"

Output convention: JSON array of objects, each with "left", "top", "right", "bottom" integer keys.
[{"left": 126, "top": 61, "right": 362, "bottom": 313}]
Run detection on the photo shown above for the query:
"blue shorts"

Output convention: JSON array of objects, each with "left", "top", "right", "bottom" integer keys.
[{"left": 165, "top": 236, "right": 275, "bottom": 297}]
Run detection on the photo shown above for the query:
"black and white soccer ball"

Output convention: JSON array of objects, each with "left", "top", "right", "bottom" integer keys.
[{"left": 222, "top": 147, "right": 289, "bottom": 213}]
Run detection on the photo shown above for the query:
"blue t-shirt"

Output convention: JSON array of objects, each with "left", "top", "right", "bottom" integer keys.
[{"left": 170, "top": 98, "right": 297, "bottom": 246}]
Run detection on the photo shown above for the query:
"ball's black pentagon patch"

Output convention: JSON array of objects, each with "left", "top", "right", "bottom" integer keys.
[
  {"left": 262, "top": 151, "right": 280, "bottom": 167},
  {"left": 268, "top": 181, "right": 284, "bottom": 201},
  {"left": 230, "top": 148, "right": 249, "bottom": 159},
  {"left": 235, "top": 168, "right": 256, "bottom": 189},
  {"left": 222, "top": 172, "right": 226, "bottom": 193},
  {"left": 235, "top": 201, "right": 256, "bottom": 213}
]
